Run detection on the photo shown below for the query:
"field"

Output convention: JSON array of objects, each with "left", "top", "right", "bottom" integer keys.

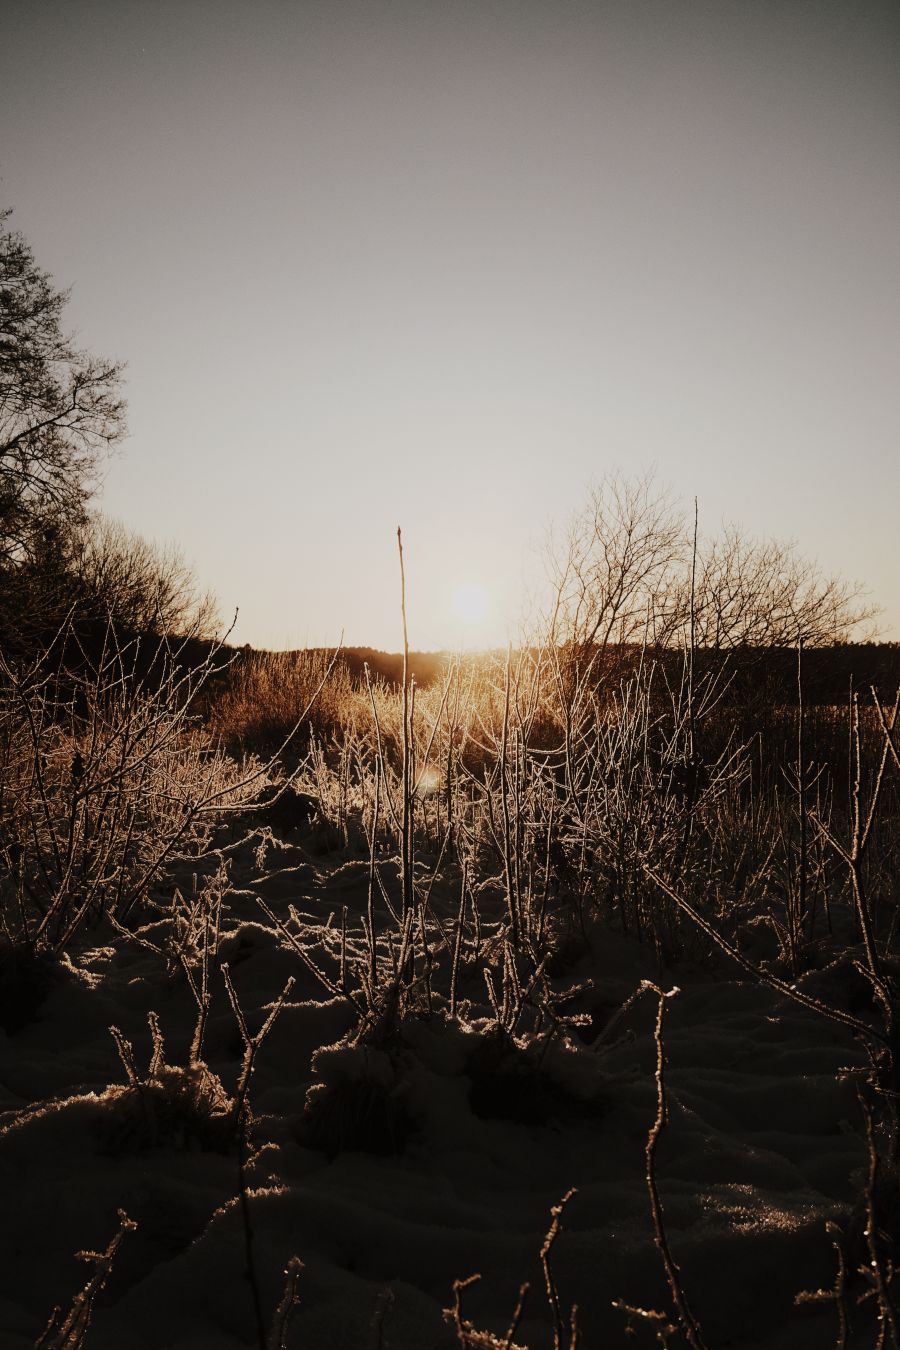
[{"left": 2, "top": 634, "right": 900, "bottom": 1349}]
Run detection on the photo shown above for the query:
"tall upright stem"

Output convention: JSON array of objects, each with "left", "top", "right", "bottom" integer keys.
[
  {"left": 797, "top": 638, "right": 808, "bottom": 950},
  {"left": 687, "top": 495, "right": 698, "bottom": 765},
  {"left": 500, "top": 643, "right": 520, "bottom": 946},
  {"left": 397, "top": 528, "right": 413, "bottom": 922}
]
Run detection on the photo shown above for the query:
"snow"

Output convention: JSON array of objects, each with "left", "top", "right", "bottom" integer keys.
[{"left": 0, "top": 829, "right": 878, "bottom": 1348}]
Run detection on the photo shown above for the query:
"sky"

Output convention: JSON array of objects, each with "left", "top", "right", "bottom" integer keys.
[{"left": 2, "top": 0, "right": 898, "bottom": 650}]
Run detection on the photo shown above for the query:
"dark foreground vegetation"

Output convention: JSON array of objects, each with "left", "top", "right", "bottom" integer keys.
[
  {"left": 5, "top": 615, "right": 900, "bottom": 1348},
  {"left": 3, "top": 206, "right": 900, "bottom": 1348}
]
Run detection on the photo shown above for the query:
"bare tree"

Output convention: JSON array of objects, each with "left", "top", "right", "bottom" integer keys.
[
  {"left": 545, "top": 472, "right": 876, "bottom": 662},
  {"left": 545, "top": 471, "right": 686, "bottom": 659},
  {"left": 0, "top": 207, "right": 126, "bottom": 570},
  {"left": 69, "top": 514, "right": 219, "bottom": 638},
  {"left": 0, "top": 211, "right": 219, "bottom": 648},
  {"left": 689, "top": 526, "right": 875, "bottom": 649}
]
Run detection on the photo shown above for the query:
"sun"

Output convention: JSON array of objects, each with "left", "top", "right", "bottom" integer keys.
[{"left": 450, "top": 581, "right": 491, "bottom": 627}]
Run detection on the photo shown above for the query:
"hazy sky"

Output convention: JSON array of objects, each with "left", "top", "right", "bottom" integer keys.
[{"left": 3, "top": 0, "right": 898, "bottom": 649}]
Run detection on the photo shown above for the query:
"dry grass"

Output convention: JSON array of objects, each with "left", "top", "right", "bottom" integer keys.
[{"left": 6, "top": 608, "right": 900, "bottom": 1346}]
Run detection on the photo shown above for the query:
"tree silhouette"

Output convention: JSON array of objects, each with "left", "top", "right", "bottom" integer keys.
[{"left": 0, "top": 207, "right": 126, "bottom": 574}]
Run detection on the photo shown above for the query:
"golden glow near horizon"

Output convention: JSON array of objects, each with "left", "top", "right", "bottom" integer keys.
[{"left": 440, "top": 579, "right": 500, "bottom": 650}]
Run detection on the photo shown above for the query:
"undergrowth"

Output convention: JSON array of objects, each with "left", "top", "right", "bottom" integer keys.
[{"left": 6, "top": 575, "right": 900, "bottom": 1346}]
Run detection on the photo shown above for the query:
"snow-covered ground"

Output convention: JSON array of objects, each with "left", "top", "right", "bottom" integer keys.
[{"left": 0, "top": 830, "right": 877, "bottom": 1348}]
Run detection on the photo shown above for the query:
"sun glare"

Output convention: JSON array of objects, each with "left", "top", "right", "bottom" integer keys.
[{"left": 450, "top": 581, "right": 491, "bottom": 628}]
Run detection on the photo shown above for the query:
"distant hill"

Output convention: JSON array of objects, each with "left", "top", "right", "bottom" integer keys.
[
  {"left": 250, "top": 642, "right": 900, "bottom": 705},
  {"left": 67, "top": 634, "right": 897, "bottom": 711}
]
